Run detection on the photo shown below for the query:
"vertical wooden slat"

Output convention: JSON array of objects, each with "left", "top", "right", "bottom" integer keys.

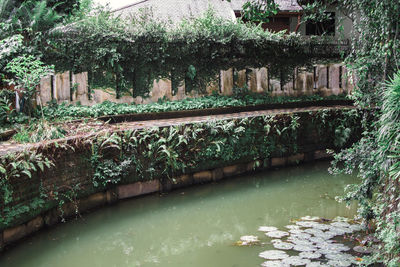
[
  {"left": 313, "top": 66, "right": 317, "bottom": 89},
  {"left": 326, "top": 66, "right": 330, "bottom": 89},
  {"left": 69, "top": 72, "right": 73, "bottom": 101},
  {"left": 293, "top": 68, "right": 297, "bottom": 90},
  {"left": 116, "top": 73, "right": 121, "bottom": 99},
  {"left": 218, "top": 71, "right": 222, "bottom": 94},
  {"left": 50, "top": 75, "right": 54, "bottom": 100}
]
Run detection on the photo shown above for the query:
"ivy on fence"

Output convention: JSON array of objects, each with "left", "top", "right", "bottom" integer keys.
[{"left": 44, "top": 8, "right": 344, "bottom": 98}]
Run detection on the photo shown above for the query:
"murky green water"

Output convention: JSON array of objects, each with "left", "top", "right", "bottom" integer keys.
[{"left": 0, "top": 161, "right": 358, "bottom": 267}]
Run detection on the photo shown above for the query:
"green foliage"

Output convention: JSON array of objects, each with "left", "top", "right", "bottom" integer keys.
[
  {"left": 0, "top": 150, "right": 53, "bottom": 211},
  {"left": 18, "top": 0, "right": 62, "bottom": 33},
  {"left": 42, "top": 93, "right": 347, "bottom": 121},
  {"left": 325, "top": 1, "right": 400, "bottom": 265},
  {"left": 0, "top": 35, "right": 26, "bottom": 78},
  {"left": 300, "top": 1, "right": 333, "bottom": 25},
  {"left": 241, "top": 0, "right": 279, "bottom": 23},
  {"left": 90, "top": 133, "right": 125, "bottom": 188},
  {"left": 12, "top": 120, "right": 66, "bottom": 143},
  {"left": 0, "top": 107, "right": 363, "bottom": 229},
  {"left": 340, "top": 0, "right": 400, "bottom": 107},
  {"left": 379, "top": 73, "right": 400, "bottom": 180},
  {"left": 331, "top": 71, "right": 400, "bottom": 266},
  {"left": 5, "top": 55, "right": 54, "bottom": 116},
  {"left": 0, "top": 146, "right": 84, "bottom": 228},
  {"left": 46, "top": 8, "right": 340, "bottom": 97},
  {"left": 312, "top": 108, "right": 363, "bottom": 149},
  {"left": 0, "top": 0, "right": 94, "bottom": 118},
  {"left": 0, "top": 92, "right": 13, "bottom": 125},
  {"left": 0, "top": 0, "right": 63, "bottom": 42},
  {"left": 88, "top": 109, "right": 359, "bottom": 188},
  {"left": 1, "top": 197, "right": 45, "bottom": 227}
]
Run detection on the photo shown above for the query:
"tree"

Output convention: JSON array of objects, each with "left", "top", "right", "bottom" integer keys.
[
  {"left": 5, "top": 55, "right": 54, "bottom": 116},
  {"left": 226, "top": 0, "right": 336, "bottom": 27}
]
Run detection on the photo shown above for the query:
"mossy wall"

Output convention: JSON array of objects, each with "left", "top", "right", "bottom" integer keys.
[{"left": 0, "top": 108, "right": 367, "bottom": 249}]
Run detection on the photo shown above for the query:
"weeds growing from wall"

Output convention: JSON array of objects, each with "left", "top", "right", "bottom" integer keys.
[{"left": 0, "top": 108, "right": 365, "bottom": 230}]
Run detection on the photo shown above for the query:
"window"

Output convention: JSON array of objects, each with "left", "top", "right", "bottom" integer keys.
[
  {"left": 306, "top": 12, "right": 335, "bottom": 36},
  {"left": 262, "top": 17, "right": 290, "bottom": 33}
]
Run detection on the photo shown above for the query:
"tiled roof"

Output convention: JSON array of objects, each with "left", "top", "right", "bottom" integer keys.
[
  {"left": 114, "top": 0, "right": 236, "bottom": 23},
  {"left": 114, "top": 0, "right": 302, "bottom": 23},
  {"left": 230, "top": 0, "right": 301, "bottom": 11}
]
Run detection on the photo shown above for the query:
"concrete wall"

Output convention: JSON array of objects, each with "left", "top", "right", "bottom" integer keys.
[{"left": 39, "top": 63, "right": 354, "bottom": 106}]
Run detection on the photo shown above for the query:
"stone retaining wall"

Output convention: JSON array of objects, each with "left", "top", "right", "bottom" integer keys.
[
  {"left": 0, "top": 149, "right": 331, "bottom": 251},
  {"left": 0, "top": 108, "right": 365, "bottom": 251}
]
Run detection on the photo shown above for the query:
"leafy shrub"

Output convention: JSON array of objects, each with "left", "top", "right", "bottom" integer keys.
[
  {"left": 0, "top": 95, "right": 12, "bottom": 125},
  {"left": 13, "top": 121, "right": 66, "bottom": 143},
  {"left": 330, "top": 70, "right": 400, "bottom": 266},
  {"left": 42, "top": 93, "right": 348, "bottom": 121}
]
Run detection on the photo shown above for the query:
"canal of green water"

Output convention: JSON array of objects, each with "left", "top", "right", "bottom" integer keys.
[{"left": 0, "top": 161, "right": 358, "bottom": 267}]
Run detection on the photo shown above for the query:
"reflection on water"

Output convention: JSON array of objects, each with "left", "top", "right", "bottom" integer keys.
[{"left": 0, "top": 161, "right": 358, "bottom": 267}]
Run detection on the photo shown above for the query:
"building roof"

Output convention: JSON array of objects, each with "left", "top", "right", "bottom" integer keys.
[
  {"left": 114, "top": 0, "right": 302, "bottom": 23},
  {"left": 114, "top": 0, "right": 236, "bottom": 23},
  {"left": 229, "top": 0, "right": 301, "bottom": 12}
]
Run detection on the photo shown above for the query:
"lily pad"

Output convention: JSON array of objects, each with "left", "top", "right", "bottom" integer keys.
[
  {"left": 261, "top": 261, "right": 289, "bottom": 267},
  {"left": 285, "top": 225, "right": 301, "bottom": 230},
  {"left": 301, "top": 216, "right": 320, "bottom": 221},
  {"left": 311, "top": 223, "right": 331, "bottom": 231},
  {"left": 308, "top": 237, "right": 329, "bottom": 245},
  {"left": 289, "top": 232, "right": 312, "bottom": 240},
  {"left": 288, "top": 229, "right": 304, "bottom": 235},
  {"left": 318, "top": 243, "right": 351, "bottom": 253},
  {"left": 259, "top": 250, "right": 289, "bottom": 260},
  {"left": 282, "top": 256, "right": 311, "bottom": 266},
  {"left": 326, "top": 259, "right": 353, "bottom": 267},
  {"left": 299, "top": 251, "right": 322, "bottom": 259},
  {"left": 240, "top": 235, "right": 259, "bottom": 244},
  {"left": 258, "top": 226, "right": 278, "bottom": 232},
  {"left": 353, "top": 245, "right": 373, "bottom": 254},
  {"left": 288, "top": 238, "right": 314, "bottom": 246},
  {"left": 293, "top": 244, "right": 317, "bottom": 252},
  {"left": 304, "top": 228, "right": 325, "bottom": 237},
  {"left": 265, "top": 230, "right": 289, "bottom": 239},
  {"left": 324, "top": 252, "right": 354, "bottom": 261},
  {"left": 306, "top": 262, "right": 329, "bottom": 267},
  {"left": 316, "top": 232, "right": 336, "bottom": 240},
  {"left": 349, "top": 224, "right": 364, "bottom": 232},
  {"left": 325, "top": 228, "right": 346, "bottom": 237},
  {"left": 296, "top": 221, "right": 320, "bottom": 228},
  {"left": 331, "top": 222, "right": 351, "bottom": 228},
  {"left": 333, "top": 216, "right": 350, "bottom": 222},
  {"left": 273, "top": 242, "right": 294, "bottom": 250}
]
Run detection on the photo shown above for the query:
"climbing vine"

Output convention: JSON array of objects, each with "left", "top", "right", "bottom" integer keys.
[{"left": 44, "top": 8, "right": 343, "bottom": 98}]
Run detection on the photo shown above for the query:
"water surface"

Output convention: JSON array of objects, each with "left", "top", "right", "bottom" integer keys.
[{"left": 0, "top": 161, "right": 358, "bottom": 267}]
